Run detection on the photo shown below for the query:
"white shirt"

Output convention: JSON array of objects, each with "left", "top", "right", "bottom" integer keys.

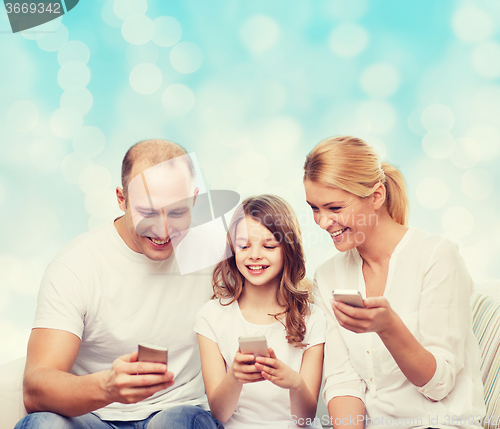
[
  {"left": 194, "top": 299, "right": 327, "bottom": 429},
  {"left": 314, "top": 227, "right": 485, "bottom": 429},
  {"left": 34, "top": 222, "right": 218, "bottom": 421}
]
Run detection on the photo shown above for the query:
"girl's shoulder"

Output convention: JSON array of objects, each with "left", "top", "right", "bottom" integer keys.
[
  {"left": 303, "top": 303, "right": 327, "bottom": 346},
  {"left": 196, "top": 297, "right": 236, "bottom": 318},
  {"left": 306, "top": 303, "right": 327, "bottom": 325}
]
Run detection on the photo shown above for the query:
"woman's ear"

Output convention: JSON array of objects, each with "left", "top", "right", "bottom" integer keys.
[{"left": 372, "top": 183, "right": 386, "bottom": 210}]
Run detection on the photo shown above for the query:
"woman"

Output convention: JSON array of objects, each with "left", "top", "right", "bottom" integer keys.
[{"left": 303, "top": 136, "right": 485, "bottom": 428}]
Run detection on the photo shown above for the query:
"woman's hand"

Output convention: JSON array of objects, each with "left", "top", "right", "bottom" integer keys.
[
  {"left": 331, "top": 296, "right": 398, "bottom": 336},
  {"left": 230, "top": 348, "right": 265, "bottom": 384},
  {"left": 254, "top": 348, "right": 302, "bottom": 390}
]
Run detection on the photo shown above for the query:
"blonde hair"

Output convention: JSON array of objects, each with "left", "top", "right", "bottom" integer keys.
[
  {"left": 212, "top": 195, "right": 311, "bottom": 347},
  {"left": 303, "top": 136, "right": 409, "bottom": 226}
]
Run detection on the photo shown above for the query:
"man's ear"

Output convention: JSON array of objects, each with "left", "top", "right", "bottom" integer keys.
[
  {"left": 116, "top": 187, "right": 127, "bottom": 212},
  {"left": 192, "top": 187, "right": 199, "bottom": 206},
  {"left": 372, "top": 183, "right": 386, "bottom": 210}
]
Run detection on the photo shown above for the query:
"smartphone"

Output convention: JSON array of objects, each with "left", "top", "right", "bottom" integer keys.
[
  {"left": 238, "top": 335, "right": 270, "bottom": 358},
  {"left": 138, "top": 343, "right": 168, "bottom": 365},
  {"left": 332, "top": 290, "right": 365, "bottom": 308}
]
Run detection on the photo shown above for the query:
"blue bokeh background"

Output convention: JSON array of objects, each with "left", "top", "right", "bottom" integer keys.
[{"left": 0, "top": 0, "right": 499, "bottom": 364}]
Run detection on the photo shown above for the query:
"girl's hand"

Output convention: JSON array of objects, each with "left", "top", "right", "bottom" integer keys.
[
  {"left": 230, "top": 348, "right": 265, "bottom": 384},
  {"left": 254, "top": 348, "right": 302, "bottom": 390},
  {"left": 331, "top": 296, "right": 397, "bottom": 336}
]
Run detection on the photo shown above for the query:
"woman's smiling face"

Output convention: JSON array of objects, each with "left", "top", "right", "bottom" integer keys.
[{"left": 304, "top": 180, "right": 378, "bottom": 252}]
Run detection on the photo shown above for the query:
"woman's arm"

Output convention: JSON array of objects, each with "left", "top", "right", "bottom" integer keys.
[
  {"left": 197, "top": 334, "right": 264, "bottom": 423},
  {"left": 332, "top": 238, "right": 473, "bottom": 400},
  {"left": 332, "top": 299, "right": 437, "bottom": 388},
  {"left": 328, "top": 396, "right": 365, "bottom": 429}
]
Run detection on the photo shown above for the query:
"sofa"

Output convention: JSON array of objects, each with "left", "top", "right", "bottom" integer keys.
[{"left": 1, "top": 280, "right": 499, "bottom": 429}]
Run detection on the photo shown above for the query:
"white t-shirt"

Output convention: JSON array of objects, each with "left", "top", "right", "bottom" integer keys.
[
  {"left": 34, "top": 221, "right": 220, "bottom": 421},
  {"left": 314, "top": 227, "right": 485, "bottom": 429},
  {"left": 194, "top": 299, "right": 326, "bottom": 429}
]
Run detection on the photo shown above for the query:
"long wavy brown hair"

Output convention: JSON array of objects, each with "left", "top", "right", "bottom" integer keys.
[{"left": 212, "top": 194, "right": 311, "bottom": 347}]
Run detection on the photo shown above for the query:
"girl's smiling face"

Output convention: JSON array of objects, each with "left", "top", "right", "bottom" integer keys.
[{"left": 234, "top": 215, "right": 284, "bottom": 289}]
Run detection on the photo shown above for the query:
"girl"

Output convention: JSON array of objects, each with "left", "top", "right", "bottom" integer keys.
[
  {"left": 303, "top": 136, "right": 485, "bottom": 428},
  {"left": 194, "top": 195, "right": 326, "bottom": 429}
]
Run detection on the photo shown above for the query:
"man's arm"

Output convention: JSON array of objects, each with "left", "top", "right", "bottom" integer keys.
[{"left": 23, "top": 328, "right": 175, "bottom": 417}]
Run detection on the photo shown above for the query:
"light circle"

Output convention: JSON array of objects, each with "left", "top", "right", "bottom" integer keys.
[
  {"left": 126, "top": 43, "right": 159, "bottom": 66},
  {"left": 7, "top": 100, "right": 38, "bottom": 133},
  {"left": 422, "top": 131, "right": 455, "bottom": 159},
  {"left": 416, "top": 178, "right": 449, "bottom": 209},
  {"left": 441, "top": 207, "right": 474, "bottom": 239},
  {"left": 36, "top": 23, "right": 68, "bottom": 52},
  {"left": 60, "top": 89, "right": 93, "bottom": 115},
  {"left": 85, "top": 189, "right": 117, "bottom": 216},
  {"left": 102, "top": 0, "right": 122, "bottom": 27},
  {"left": 240, "top": 15, "right": 280, "bottom": 53},
  {"left": 461, "top": 168, "right": 494, "bottom": 201},
  {"left": 452, "top": 6, "right": 494, "bottom": 43},
  {"left": 73, "top": 126, "right": 106, "bottom": 158},
  {"left": 260, "top": 117, "right": 302, "bottom": 153},
  {"left": 113, "top": 0, "right": 147, "bottom": 20},
  {"left": 360, "top": 63, "right": 399, "bottom": 99},
  {"left": 465, "top": 125, "right": 500, "bottom": 161},
  {"left": 421, "top": 104, "right": 455, "bottom": 131},
  {"left": 170, "top": 42, "right": 203, "bottom": 74},
  {"left": 58, "top": 41, "right": 91, "bottom": 66},
  {"left": 129, "top": 63, "right": 163, "bottom": 94},
  {"left": 152, "top": 16, "right": 182, "bottom": 47},
  {"left": 121, "top": 15, "right": 153, "bottom": 45},
  {"left": 162, "top": 84, "right": 195, "bottom": 116},
  {"left": 450, "top": 138, "right": 481, "bottom": 169},
  {"left": 407, "top": 107, "right": 427, "bottom": 136},
  {"left": 356, "top": 101, "right": 396, "bottom": 135},
  {"left": 472, "top": 42, "right": 500, "bottom": 79},
  {"left": 329, "top": 23, "right": 368, "bottom": 58},
  {"left": 61, "top": 153, "right": 92, "bottom": 184},
  {"left": 235, "top": 153, "right": 270, "bottom": 180},
  {"left": 79, "top": 165, "right": 112, "bottom": 194},
  {"left": 50, "top": 107, "right": 83, "bottom": 139},
  {"left": 58, "top": 61, "right": 91, "bottom": 92}
]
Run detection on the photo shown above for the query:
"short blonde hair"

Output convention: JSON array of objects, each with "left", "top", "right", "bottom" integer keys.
[{"left": 303, "top": 136, "right": 409, "bottom": 226}]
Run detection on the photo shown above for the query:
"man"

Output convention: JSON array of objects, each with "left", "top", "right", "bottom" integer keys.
[{"left": 15, "top": 140, "right": 223, "bottom": 428}]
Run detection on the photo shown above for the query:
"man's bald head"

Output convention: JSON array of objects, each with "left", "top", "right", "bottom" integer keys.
[{"left": 121, "top": 139, "right": 195, "bottom": 202}]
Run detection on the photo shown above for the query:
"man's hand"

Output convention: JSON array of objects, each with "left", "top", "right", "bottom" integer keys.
[
  {"left": 331, "top": 296, "right": 398, "bottom": 336},
  {"left": 100, "top": 351, "right": 175, "bottom": 404},
  {"left": 230, "top": 348, "right": 265, "bottom": 384},
  {"left": 254, "top": 348, "right": 302, "bottom": 390}
]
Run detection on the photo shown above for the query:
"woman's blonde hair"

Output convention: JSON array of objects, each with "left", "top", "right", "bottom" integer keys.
[
  {"left": 303, "top": 136, "right": 409, "bottom": 226},
  {"left": 212, "top": 194, "right": 310, "bottom": 347}
]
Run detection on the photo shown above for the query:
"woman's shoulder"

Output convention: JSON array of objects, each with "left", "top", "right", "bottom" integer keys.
[{"left": 405, "top": 227, "right": 460, "bottom": 258}]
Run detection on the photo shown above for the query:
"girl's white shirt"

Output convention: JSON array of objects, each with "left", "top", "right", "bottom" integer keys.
[
  {"left": 314, "top": 227, "right": 485, "bottom": 429},
  {"left": 194, "top": 299, "right": 326, "bottom": 429}
]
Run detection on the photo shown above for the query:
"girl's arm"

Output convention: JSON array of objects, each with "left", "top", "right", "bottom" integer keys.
[
  {"left": 197, "top": 334, "right": 264, "bottom": 423},
  {"left": 255, "top": 343, "right": 324, "bottom": 425}
]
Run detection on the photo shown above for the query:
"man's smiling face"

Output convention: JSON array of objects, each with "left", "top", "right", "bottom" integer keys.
[{"left": 117, "top": 156, "right": 198, "bottom": 261}]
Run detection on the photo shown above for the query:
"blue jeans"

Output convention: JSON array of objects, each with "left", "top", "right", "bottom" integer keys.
[{"left": 14, "top": 405, "right": 223, "bottom": 429}]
